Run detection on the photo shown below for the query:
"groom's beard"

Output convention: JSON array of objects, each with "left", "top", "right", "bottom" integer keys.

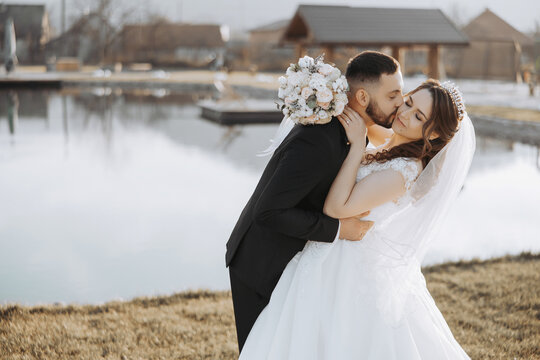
[{"left": 366, "top": 100, "right": 397, "bottom": 129}]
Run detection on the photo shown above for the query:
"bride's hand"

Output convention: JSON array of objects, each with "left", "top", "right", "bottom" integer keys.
[
  {"left": 339, "top": 217, "right": 374, "bottom": 241},
  {"left": 337, "top": 106, "right": 367, "bottom": 146}
]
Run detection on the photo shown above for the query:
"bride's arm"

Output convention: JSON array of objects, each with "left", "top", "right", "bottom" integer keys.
[
  {"left": 367, "top": 124, "right": 394, "bottom": 147},
  {"left": 323, "top": 141, "right": 366, "bottom": 217},
  {"left": 323, "top": 108, "right": 407, "bottom": 219},
  {"left": 323, "top": 167, "right": 408, "bottom": 219}
]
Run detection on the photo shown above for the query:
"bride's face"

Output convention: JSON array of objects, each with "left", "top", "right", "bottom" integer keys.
[{"left": 392, "top": 89, "right": 435, "bottom": 141}]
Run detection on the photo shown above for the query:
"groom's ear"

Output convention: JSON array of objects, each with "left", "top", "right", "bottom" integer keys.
[{"left": 355, "top": 88, "right": 370, "bottom": 108}]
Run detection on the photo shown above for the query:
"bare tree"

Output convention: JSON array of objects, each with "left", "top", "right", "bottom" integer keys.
[
  {"left": 445, "top": 2, "right": 469, "bottom": 28},
  {"left": 69, "top": 0, "right": 137, "bottom": 64}
]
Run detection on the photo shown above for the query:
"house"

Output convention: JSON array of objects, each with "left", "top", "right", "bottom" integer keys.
[
  {"left": 0, "top": 4, "right": 51, "bottom": 64},
  {"left": 118, "top": 21, "right": 225, "bottom": 68},
  {"left": 248, "top": 19, "right": 294, "bottom": 71},
  {"left": 448, "top": 9, "right": 534, "bottom": 81},
  {"left": 250, "top": 19, "right": 289, "bottom": 45},
  {"left": 280, "top": 5, "right": 469, "bottom": 78}
]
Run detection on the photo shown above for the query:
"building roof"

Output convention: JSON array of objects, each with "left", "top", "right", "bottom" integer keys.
[
  {"left": 122, "top": 23, "right": 224, "bottom": 49},
  {"left": 463, "top": 8, "right": 533, "bottom": 45},
  {"left": 282, "top": 5, "right": 469, "bottom": 46},
  {"left": 250, "top": 19, "right": 290, "bottom": 33},
  {"left": 0, "top": 4, "right": 46, "bottom": 41}
]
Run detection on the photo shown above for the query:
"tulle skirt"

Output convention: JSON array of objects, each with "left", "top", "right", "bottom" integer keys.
[{"left": 239, "top": 237, "right": 470, "bottom": 360}]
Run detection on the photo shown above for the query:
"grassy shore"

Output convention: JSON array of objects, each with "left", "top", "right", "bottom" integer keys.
[{"left": 1, "top": 253, "right": 539, "bottom": 360}]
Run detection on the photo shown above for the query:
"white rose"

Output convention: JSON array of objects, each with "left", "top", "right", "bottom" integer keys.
[
  {"left": 309, "top": 76, "right": 327, "bottom": 91},
  {"left": 278, "top": 76, "right": 288, "bottom": 88},
  {"left": 300, "top": 75, "right": 310, "bottom": 88},
  {"left": 278, "top": 87, "right": 287, "bottom": 99},
  {"left": 341, "top": 76, "right": 349, "bottom": 90},
  {"left": 318, "top": 109, "right": 328, "bottom": 119},
  {"left": 317, "top": 100, "right": 331, "bottom": 109},
  {"left": 298, "top": 56, "right": 315, "bottom": 69},
  {"left": 311, "top": 73, "right": 325, "bottom": 82},
  {"left": 301, "top": 87, "right": 314, "bottom": 99},
  {"left": 316, "top": 88, "right": 333, "bottom": 103},
  {"left": 318, "top": 63, "right": 334, "bottom": 76},
  {"left": 333, "top": 76, "right": 349, "bottom": 92},
  {"left": 284, "top": 96, "right": 295, "bottom": 105},
  {"left": 335, "top": 93, "right": 348, "bottom": 104},
  {"left": 288, "top": 72, "right": 302, "bottom": 87},
  {"left": 286, "top": 65, "right": 297, "bottom": 76},
  {"left": 333, "top": 101, "right": 345, "bottom": 115},
  {"left": 301, "top": 107, "right": 314, "bottom": 117},
  {"left": 331, "top": 79, "right": 341, "bottom": 91},
  {"left": 328, "top": 67, "right": 341, "bottom": 81}
]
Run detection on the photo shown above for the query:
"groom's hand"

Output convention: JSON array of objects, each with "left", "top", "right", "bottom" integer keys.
[{"left": 339, "top": 217, "right": 374, "bottom": 241}]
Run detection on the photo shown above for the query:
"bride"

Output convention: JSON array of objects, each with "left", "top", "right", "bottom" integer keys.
[{"left": 238, "top": 79, "right": 475, "bottom": 359}]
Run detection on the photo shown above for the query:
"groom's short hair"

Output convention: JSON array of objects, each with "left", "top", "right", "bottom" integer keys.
[{"left": 346, "top": 51, "right": 400, "bottom": 90}]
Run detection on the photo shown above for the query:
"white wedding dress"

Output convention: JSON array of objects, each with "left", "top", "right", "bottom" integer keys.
[{"left": 239, "top": 156, "right": 470, "bottom": 359}]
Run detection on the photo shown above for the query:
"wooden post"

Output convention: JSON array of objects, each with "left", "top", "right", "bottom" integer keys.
[
  {"left": 514, "top": 40, "right": 522, "bottom": 83},
  {"left": 323, "top": 45, "right": 335, "bottom": 63},
  {"left": 391, "top": 45, "right": 404, "bottom": 73},
  {"left": 295, "top": 43, "right": 305, "bottom": 60},
  {"left": 428, "top": 45, "right": 440, "bottom": 79},
  {"left": 391, "top": 46, "right": 402, "bottom": 64}
]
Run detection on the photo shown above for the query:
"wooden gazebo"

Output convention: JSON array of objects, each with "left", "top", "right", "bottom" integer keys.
[{"left": 281, "top": 5, "right": 469, "bottom": 79}]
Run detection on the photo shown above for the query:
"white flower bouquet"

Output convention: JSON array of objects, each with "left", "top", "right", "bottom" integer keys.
[{"left": 277, "top": 54, "right": 349, "bottom": 125}]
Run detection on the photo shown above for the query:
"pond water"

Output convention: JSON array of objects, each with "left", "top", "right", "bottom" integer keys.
[{"left": 1, "top": 89, "right": 539, "bottom": 306}]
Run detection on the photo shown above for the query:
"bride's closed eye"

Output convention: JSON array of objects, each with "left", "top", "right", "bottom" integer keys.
[{"left": 405, "top": 98, "right": 422, "bottom": 121}]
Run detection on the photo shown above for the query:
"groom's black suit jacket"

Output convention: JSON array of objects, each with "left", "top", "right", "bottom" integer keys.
[{"left": 225, "top": 117, "right": 350, "bottom": 299}]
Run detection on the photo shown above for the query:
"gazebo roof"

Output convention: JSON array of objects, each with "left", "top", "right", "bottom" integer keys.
[
  {"left": 463, "top": 9, "right": 533, "bottom": 45},
  {"left": 282, "top": 5, "right": 469, "bottom": 46}
]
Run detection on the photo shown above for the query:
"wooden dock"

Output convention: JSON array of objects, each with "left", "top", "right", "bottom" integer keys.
[
  {"left": 0, "top": 77, "right": 62, "bottom": 89},
  {"left": 199, "top": 99, "right": 283, "bottom": 125}
]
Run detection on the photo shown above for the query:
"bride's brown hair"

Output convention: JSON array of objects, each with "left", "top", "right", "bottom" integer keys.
[{"left": 362, "top": 79, "right": 461, "bottom": 168}]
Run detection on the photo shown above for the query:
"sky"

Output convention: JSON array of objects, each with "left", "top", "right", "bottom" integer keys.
[{"left": 7, "top": 0, "right": 540, "bottom": 34}]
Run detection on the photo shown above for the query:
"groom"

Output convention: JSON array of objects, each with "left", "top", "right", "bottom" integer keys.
[{"left": 225, "top": 50, "right": 404, "bottom": 351}]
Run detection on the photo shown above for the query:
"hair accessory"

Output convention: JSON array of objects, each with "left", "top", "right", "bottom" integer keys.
[{"left": 440, "top": 81, "right": 465, "bottom": 121}]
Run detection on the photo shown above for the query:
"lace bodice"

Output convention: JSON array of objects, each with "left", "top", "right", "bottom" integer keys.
[
  {"left": 299, "top": 156, "right": 422, "bottom": 260},
  {"left": 354, "top": 157, "right": 422, "bottom": 223},
  {"left": 356, "top": 157, "right": 421, "bottom": 191}
]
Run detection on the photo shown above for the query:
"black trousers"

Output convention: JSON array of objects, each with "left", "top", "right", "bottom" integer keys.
[{"left": 229, "top": 268, "right": 270, "bottom": 353}]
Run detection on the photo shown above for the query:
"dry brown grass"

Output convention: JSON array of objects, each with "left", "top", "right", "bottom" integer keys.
[
  {"left": 425, "top": 252, "right": 540, "bottom": 360},
  {"left": 1, "top": 253, "right": 538, "bottom": 360},
  {"left": 0, "top": 291, "right": 237, "bottom": 360},
  {"left": 467, "top": 105, "right": 540, "bottom": 123}
]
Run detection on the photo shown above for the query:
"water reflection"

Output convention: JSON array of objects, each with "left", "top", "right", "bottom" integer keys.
[
  {"left": 7, "top": 91, "right": 18, "bottom": 134},
  {"left": 0, "top": 90, "right": 47, "bottom": 119},
  {"left": 0, "top": 89, "right": 539, "bottom": 306}
]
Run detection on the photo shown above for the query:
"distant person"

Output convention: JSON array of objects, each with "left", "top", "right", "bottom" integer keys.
[
  {"left": 5, "top": 58, "right": 15, "bottom": 74},
  {"left": 226, "top": 51, "right": 475, "bottom": 358},
  {"left": 4, "top": 17, "right": 17, "bottom": 74}
]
